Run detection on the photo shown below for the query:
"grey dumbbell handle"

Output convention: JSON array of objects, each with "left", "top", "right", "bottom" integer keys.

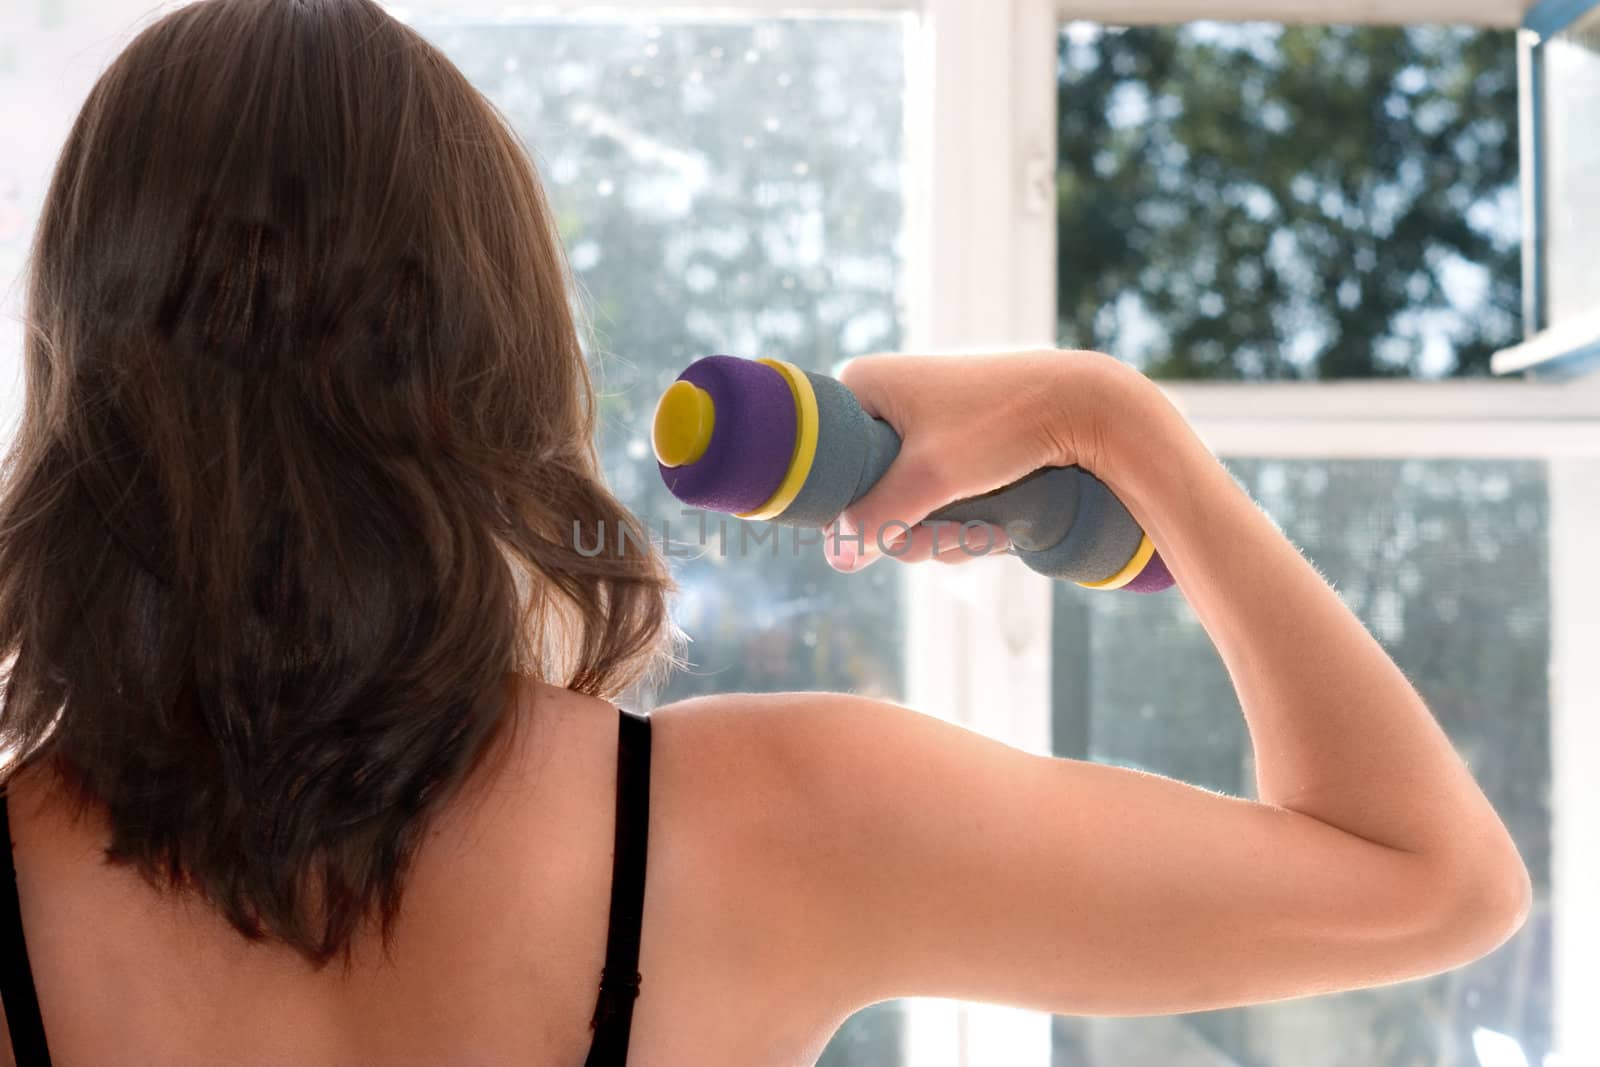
[{"left": 836, "top": 415, "right": 1146, "bottom": 584}]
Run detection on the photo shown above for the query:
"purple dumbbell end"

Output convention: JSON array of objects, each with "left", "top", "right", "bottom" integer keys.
[
  {"left": 658, "top": 355, "right": 798, "bottom": 514},
  {"left": 1124, "top": 549, "right": 1175, "bottom": 593}
]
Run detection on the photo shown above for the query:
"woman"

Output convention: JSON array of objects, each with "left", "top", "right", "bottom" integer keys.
[{"left": 0, "top": 0, "right": 1529, "bottom": 1063}]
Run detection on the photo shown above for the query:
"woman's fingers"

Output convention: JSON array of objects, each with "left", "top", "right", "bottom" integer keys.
[
  {"left": 822, "top": 350, "right": 1126, "bottom": 574},
  {"left": 825, "top": 520, "right": 1010, "bottom": 571}
]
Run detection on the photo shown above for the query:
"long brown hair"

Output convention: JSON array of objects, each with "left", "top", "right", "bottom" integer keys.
[{"left": 0, "top": 0, "right": 671, "bottom": 964}]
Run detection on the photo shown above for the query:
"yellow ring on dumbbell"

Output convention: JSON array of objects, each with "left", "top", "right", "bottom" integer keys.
[
  {"left": 1075, "top": 532, "right": 1156, "bottom": 591},
  {"left": 652, "top": 380, "right": 717, "bottom": 468},
  {"left": 738, "top": 358, "right": 819, "bottom": 521}
]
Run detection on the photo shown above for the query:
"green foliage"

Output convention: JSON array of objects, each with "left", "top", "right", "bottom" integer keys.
[{"left": 1057, "top": 24, "right": 1521, "bottom": 379}]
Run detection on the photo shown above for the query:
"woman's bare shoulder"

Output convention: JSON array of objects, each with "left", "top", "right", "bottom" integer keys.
[
  {"left": 647, "top": 690, "right": 932, "bottom": 854},
  {"left": 633, "top": 691, "right": 911, "bottom": 1057}
]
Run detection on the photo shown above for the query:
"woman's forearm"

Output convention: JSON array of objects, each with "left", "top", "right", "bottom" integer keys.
[{"left": 1076, "top": 356, "right": 1529, "bottom": 908}]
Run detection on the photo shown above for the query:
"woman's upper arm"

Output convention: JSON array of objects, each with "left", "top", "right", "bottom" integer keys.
[{"left": 652, "top": 691, "right": 1517, "bottom": 1020}]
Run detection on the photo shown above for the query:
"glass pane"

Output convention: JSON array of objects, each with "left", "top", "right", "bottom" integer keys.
[
  {"left": 1051, "top": 458, "right": 1551, "bottom": 1067},
  {"left": 1542, "top": 7, "right": 1600, "bottom": 326},
  {"left": 1055, "top": 23, "right": 1521, "bottom": 379},
  {"left": 410, "top": 14, "right": 912, "bottom": 1064}
]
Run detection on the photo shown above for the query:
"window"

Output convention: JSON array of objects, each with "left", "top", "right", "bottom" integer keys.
[{"left": 1046, "top": 22, "right": 1583, "bottom": 1064}]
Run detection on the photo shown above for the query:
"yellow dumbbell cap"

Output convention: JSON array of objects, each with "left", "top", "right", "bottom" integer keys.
[{"left": 652, "top": 379, "right": 717, "bottom": 468}]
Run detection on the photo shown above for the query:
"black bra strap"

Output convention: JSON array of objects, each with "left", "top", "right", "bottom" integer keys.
[
  {"left": 584, "top": 707, "right": 652, "bottom": 1067},
  {"left": 0, "top": 792, "right": 52, "bottom": 1066}
]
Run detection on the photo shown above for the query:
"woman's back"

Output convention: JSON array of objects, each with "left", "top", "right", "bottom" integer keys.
[
  {"left": 1, "top": 681, "right": 851, "bottom": 1066},
  {"left": 5, "top": 680, "right": 611, "bottom": 1063}
]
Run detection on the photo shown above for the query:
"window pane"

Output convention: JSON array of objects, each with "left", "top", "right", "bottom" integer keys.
[
  {"left": 411, "top": 14, "right": 912, "bottom": 1064},
  {"left": 1055, "top": 23, "right": 1521, "bottom": 379},
  {"left": 1051, "top": 458, "right": 1551, "bottom": 1067},
  {"left": 1542, "top": 7, "right": 1600, "bottom": 326}
]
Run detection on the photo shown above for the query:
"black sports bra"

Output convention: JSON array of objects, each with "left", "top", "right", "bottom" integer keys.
[{"left": 0, "top": 704, "right": 653, "bottom": 1067}]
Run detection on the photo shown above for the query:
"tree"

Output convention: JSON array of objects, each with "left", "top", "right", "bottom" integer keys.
[{"left": 1056, "top": 24, "right": 1521, "bottom": 379}]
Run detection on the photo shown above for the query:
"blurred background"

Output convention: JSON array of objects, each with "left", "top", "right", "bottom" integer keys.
[{"left": 1, "top": 2, "right": 1596, "bottom": 1066}]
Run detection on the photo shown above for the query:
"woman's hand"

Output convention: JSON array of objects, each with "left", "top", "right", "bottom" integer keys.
[{"left": 822, "top": 348, "right": 1150, "bottom": 571}]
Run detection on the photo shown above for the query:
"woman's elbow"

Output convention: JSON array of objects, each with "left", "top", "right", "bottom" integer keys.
[
  {"left": 1422, "top": 839, "right": 1533, "bottom": 967},
  {"left": 1467, "top": 845, "right": 1533, "bottom": 949}
]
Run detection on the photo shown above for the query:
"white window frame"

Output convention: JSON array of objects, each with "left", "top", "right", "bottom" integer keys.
[{"left": 898, "top": 3, "right": 1059, "bottom": 1064}]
